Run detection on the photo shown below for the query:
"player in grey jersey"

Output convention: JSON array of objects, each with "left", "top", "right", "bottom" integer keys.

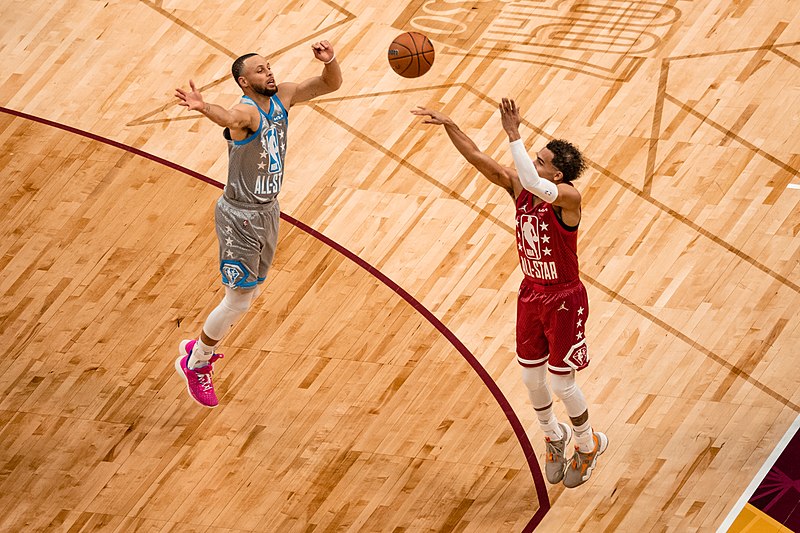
[{"left": 174, "top": 41, "right": 342, "bottom": 407}]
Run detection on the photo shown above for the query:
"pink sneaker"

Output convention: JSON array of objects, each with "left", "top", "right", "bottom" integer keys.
[{"left": 175, "top": 339, "right": 223, "bottom": 408}]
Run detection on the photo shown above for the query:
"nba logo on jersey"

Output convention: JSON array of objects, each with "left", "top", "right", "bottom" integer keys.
[
  {"left": 264, "top": 126, "right": 282, "bottom": 174},
  {"left": 519, "top": 215, "right": 541, "bottom": 260}
]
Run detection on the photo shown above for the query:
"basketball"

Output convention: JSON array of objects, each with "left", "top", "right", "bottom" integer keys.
[{"left": 388, "top": 31, "right": 435, "bottom": 78}]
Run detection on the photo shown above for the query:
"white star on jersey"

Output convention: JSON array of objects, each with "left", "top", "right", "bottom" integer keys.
[
  {"left": 577, "top": 318, "right": 583, "bottom": 328},
  {"left": 226, "top": 237, "right": 233, "bottom": 246},
  {"left": 576, "top": 331, "right": 584, "bottom": 340},
  {"left": 225, "top": 249, "right": 233, "bottom": 258},
  {"left": 542, "top": 235, "right": 550, "bottom": 243},
  {"left": 543, "top": 247, "right": 552, "bottom": 256},
  {"left": 258, "top": 162, "right": 266, "bottom": 170},
  {"left": 260, "top": 150, "right": 268, "bottom": 159},
  {"left": 540, "top": 222, "right": 549, "bottom": 231},
  {"left": 226, "top": 225, "right": 233, "bottom": 234}
]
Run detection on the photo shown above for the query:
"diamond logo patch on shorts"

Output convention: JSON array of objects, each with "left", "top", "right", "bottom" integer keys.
[
  {"left": 221, "top": 261, "right": 247, "bottom": 288},
  {"left": 565, "top": 339, "right": 590, "bottom": 370}
]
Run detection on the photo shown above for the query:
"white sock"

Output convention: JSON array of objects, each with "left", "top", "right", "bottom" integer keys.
[
  {"left": 536, "top": 404, "right": 564, "bottom": 440},
  {"left": 573, "top": 420, "right": 594, "bottom": 452},
  {"left": 188, "top": 338, "right": 215, "bottom": 370}
]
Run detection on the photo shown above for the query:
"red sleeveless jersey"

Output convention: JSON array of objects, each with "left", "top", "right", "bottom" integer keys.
[{"left": 515, "top": 190, "right": 579, "bottom": 287}]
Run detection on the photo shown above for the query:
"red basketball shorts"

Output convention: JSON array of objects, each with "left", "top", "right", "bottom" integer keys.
[{"left": 516, "top": 278, "right": 590, "bottom": 375}]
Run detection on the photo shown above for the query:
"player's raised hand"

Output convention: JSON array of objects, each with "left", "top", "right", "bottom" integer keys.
[
  {"left": 411, "top": 106, "right": 454, "bottom": 126},
  {"left": 175, "top": 80, "right": 205, "bottom": 112},
  {"left": 499, "top": 98, "right": 522, "bottom": 138},
  {"left": 312, "top": 40, "right": 335, "bottom": 63}
]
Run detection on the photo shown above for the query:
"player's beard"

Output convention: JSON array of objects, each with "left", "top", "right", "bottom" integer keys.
[{"left": 255, "top": 83, "right": 277, "bottom": 97}]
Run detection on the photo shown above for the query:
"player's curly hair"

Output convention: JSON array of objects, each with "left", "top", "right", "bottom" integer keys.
[
  {"left": 546, "top": 139, "right": 586, "bottom": 183},
  {"left": 232, "top": 53, "right": 258, "bottom": 87}
]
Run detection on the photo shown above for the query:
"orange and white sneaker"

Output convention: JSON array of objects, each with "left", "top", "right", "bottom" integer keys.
[{"left": 563, "top": 431, "right": 608, "bottom": 488}]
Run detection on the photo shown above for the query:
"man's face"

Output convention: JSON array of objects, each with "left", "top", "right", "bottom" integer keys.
[
  {"left": 534, "top": 147, "right": 563, "bottom": 183},
  {"left": 241, "top": 55, "right": 277, "bottom": 96}
]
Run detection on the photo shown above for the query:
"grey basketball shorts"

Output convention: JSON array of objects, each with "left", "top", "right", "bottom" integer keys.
[{"left": 214, "top": 196, "right": 280, "bottom": 288}]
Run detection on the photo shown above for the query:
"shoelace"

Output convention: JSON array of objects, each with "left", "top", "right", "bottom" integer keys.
[
  {"left": 571, "top": 444, "right": 596, "bottom": 469},
  {"left": 188, "top": 353, "right": 223, "bottom": 393},
  {"left": 196, "top": 370, "right": 214, "bottom": 392},
  {"left": 546, "top": 440, "right": 563, "bottom": 461}
]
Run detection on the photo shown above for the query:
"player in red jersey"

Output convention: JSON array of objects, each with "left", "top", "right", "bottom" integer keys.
[{"left": 412, "top": 99, "right": 607, "bottom": 488}]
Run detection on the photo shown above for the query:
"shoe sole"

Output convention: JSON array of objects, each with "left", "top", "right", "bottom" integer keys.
[
  {"left": 595, "top": 432, "right": 609, "bottom": 456},
  {"left": 175, "top": 348, "right": 217, "bottom": 409}
]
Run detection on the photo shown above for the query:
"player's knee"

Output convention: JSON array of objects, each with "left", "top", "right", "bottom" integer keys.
[
  {"left": 222, "top": 287, "right": 256, "bottom": 315},
  {"left": 520, "top": 364, "right": 548, "bottom": 392},
  {"left": 550, "top": 372, "right": 578, "bottom": 399}
]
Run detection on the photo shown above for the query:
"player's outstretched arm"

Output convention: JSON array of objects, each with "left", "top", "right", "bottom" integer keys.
[
  {"left": 499, "top": 98, "right": 582, "bottom": 217},
  {"left": 499, "top": 98, "right": 560, "bottom": 204},
  {"left": 412, "top": 106, "right": 520, "bottom": 198},
  {"left": 280, "top": 41, "right": 342, "bottom": 107},
  {"left": 175, "top": 80, "right": 257, "bottom": 132}
]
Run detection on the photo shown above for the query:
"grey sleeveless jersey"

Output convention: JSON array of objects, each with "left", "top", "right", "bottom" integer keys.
[{"left": 223, "top": 95, "right": 288, "bottom": 205}]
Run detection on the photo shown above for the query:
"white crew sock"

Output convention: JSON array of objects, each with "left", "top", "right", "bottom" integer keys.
[{"left": 188, "top": 338, "right": 215, "bottom": 370}]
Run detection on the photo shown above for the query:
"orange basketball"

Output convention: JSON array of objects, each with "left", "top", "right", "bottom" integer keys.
[{"left": 388, "top": 31, "right": 435, "bottom": 78}]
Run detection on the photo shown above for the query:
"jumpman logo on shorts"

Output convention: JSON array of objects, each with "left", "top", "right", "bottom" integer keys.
[{"left": 557, "top": 302, "right": 568, "bottom": 312}]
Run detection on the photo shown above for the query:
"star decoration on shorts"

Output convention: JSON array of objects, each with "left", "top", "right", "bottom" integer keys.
[
  {"left": 542, "top": 235, "right": 550, "bottom": 243},
  {"left": 225, "top": 249, "right": 233, "bottom": 258},
  {"left": 226, "top": 237, "right": 233, "bottom": 246},
  {"left": 577, "top": 306, "right": 584, "bottom": 316},
  {"left": 225, "top": 225, "right": 233, "bottom": 234},
  {"left": 576, "top": 331, "right": 584, "bottom": 340},
  {"left": 278, "top": 129, "right": 285, "bottom": 140},
  {"left": 540, "top": 222, "right": 549, "bottom": 231},
  {"left": 543, "top": 247, "right": 552, "bottom": 256},
  {"left": 577, "top": 318, "right": 583, "bottom": 328}
]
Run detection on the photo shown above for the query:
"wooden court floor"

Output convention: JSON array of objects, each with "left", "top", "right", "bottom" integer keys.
[{"left": 2, "top": 0, "right": 799, "bottom": 531}]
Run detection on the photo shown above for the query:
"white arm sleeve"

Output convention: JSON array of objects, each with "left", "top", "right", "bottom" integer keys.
[{"left": 509, "top": 139, "right": 559, "bottom": 202}]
